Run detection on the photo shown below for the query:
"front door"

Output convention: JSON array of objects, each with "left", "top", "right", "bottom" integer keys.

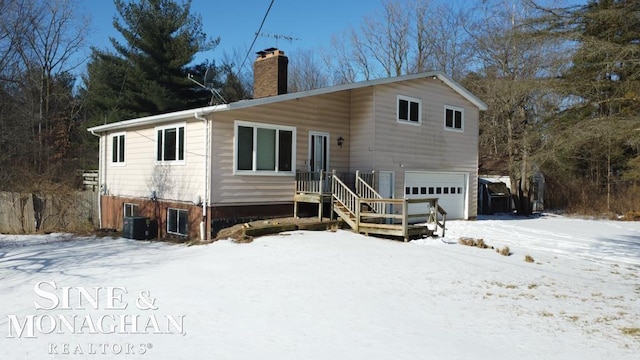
[{"left": 309, "top": 132, "right": 329, "bottom": 172}]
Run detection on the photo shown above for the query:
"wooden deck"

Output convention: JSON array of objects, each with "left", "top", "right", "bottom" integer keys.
[{"left": 295, "top": 170, "right": 447, "bottom": 241}]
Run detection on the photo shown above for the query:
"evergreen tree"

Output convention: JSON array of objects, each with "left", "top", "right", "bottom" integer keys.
[
  {"left": 530, "top": 0, "right": 640, "bottom": 211},
  {"left": 83, "top": 0, "right": 219, "bottom": 124}
]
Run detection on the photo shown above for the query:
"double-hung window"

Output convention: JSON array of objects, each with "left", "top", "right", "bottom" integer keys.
[
  {"left": 444, "top": 106, "right": 464, "bottom": 131},
  {"left": 167, "top": 208, "right": 188, "bottom": 236},
  {"left": 123, "top": 203, "right": 138, "bottom": 217},
  {"left": 397, "top": 95, "right": 422, "bottom": 125},
  {"left": 235, "top": 121, "right": 296, "bottom": 175},
  {"left": 156, "top": 124, "right": 185, "bottom": 163},
  {"left": 110, "top": 133, "right": 125, "bottom": 165}
]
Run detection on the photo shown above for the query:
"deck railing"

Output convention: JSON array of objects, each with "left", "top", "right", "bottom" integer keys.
[
  {"left": 356, "top": 197, "right": 447, "bottom": 238},
  {"left": 296, "top": 170, "right": 331, "bottom": 194},
  {"left": 355, "top": 170, "right": 385, "bottom": 214},
  {"left": 296, "top": 169, "right": 447, "bottom": 239},
  {"left": 331, "top": 171, "right": 359, "bottom": 219}
]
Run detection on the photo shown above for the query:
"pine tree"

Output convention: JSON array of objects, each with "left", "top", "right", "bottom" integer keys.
[{"left": 83, "top": 0, "right": 219, "bottom": 124}]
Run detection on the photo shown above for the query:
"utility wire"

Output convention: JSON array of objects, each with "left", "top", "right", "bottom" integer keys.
[{"left": 236, "top": 0, "right": 275, "bottom": 78}]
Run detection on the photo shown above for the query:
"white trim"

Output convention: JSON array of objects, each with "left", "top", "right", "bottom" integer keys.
[
  {"left": 87, "top": 71, "right": 487, "bottom": 134},
  {"left": 109, "top": 132, "right": 126, "bottom": 166},
  {"left": 444, "top": 105, "right": 464, "bottom": 132},
  {"left": 155, "top": 122, "right": 187, "bottom": 165},
  {"left": 123, "top": 203, "right": 138, "bottom": 217},
  {"left": 233, "top": 120, "right": 297, "bottom": 176},
  {"left": 396, "top": 95, "right": 422, "bottom": 126},
  {"left": 167, "top": 207, "right": 188, "bottom": 236}
]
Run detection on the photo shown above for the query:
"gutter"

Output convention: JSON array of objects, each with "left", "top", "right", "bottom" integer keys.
[
  {"left": 194, "top": 111, "right": 210, "bottom": 241},
  {"left": 89, "top": 129, "right": 103, "bottom": 229}
]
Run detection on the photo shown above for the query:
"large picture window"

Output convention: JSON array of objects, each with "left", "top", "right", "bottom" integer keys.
[
  {"left": 110, "top": 133, "right": 125, "bottom": 164},
  {"left": 235, "top": 121, "right": 295, "bottom": 174},
  {"left": 397, "top": 95, "right": 422, "bottom": 125},
  {"left": 167, "top": 208, "right": 188, "bottom": 236},
  {"left": 156, "top": 124, "right": 185, "bottom": 163},
  {"left": 444, "top": 106, "right": 464, "bottom": 131}
]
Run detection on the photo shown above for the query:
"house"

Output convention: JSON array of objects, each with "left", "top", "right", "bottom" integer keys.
[{"left": 88, "top": 48, "right": 488, "bottom": 240}]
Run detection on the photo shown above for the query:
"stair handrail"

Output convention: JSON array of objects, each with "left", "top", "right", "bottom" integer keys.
[
  {"left": 355, "top": 170, "right": 385, "bottom": 214},
  {"left": 331, "top": 170, "right": 359, "bottom": 218},
  {"left": 436, "top": 204, "right": 447, "bottom": 237}
]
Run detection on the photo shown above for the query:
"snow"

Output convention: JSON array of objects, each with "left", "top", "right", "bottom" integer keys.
[{"left": 1, "top": 214, "right": 639, "bottom": 359}]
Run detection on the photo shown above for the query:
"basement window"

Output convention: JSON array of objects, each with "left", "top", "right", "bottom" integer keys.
[
  {"left": 234, "top": 121, "right": 296, "bottom": 175},
  {"left": 444, "top": 105, "right": 464, "bottom": 131},
  {"left": 110, "top": 133, "right": 125, "bottom": 165},
  {"left": 123, "top": 203, "right": 138, "bottom": 217},
  {"left": 167, "top": 208, "right": 188, "bottom": 236},
  {"left": 397, "top": 95, "right": 422, "bottom": 125}
]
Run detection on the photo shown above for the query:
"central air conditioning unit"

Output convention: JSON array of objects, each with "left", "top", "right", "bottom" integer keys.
[{"left": 123, "top": 217, "right": 158, "bottom": 240}]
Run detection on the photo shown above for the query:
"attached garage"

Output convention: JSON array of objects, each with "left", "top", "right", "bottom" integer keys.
[{"left": 404, "top": 171, "right": 468, "bottom": 220}]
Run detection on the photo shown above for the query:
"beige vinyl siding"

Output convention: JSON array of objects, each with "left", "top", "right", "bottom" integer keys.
[
  {"left": 209, "top": 92, "right": 351, "bottom": 205},
  {"left": 103, "top": 120, "right": 206, "bottom": 203},
  {"left": 348, "top": 87, "right": 375, "bottom": 172},
  {"left": 370, "top": 78, "right": 479, "bottom": 218}
]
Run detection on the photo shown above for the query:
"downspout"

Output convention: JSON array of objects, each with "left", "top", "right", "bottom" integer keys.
[
  {"left": 90, "top": 130, "right": 103, "bottom": 229},
  {"left": 194, "top": 111, "right": 209, "bottom": 241}
]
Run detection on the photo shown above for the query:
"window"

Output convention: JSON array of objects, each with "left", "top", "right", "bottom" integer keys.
[
  {"left": 445, "top": 106, "right": 464, "bottom": 131},
  {"left": 157, "top": 124, "right": 185, "bottom": 163},
  {"left": 111, "top": 133, "right": 125, "bottom": 164},
  {"left": 235, "top": 121, "right": 295, "bottom": 174},
  {"left": 397, "top": 95, "right": 422, "bottom": 125},
  {"left": 123, "top": 203, "right": 138, "bottom": 217},
  {"left": 167, "top": 208, "right": 188, "bottom": 236}
]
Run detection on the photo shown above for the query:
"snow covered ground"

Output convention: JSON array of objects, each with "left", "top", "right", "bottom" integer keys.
[{"left": 1, "top": 214, "right": 639, "bottom": 359}]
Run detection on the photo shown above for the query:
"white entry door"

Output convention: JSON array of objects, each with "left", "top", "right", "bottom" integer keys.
[{"left": 309, "top": 132, "right": 329, "bottom": 172}]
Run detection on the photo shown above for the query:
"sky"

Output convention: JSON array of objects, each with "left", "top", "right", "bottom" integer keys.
[{"left": 79, "top": 0, "right": 383, "bottom": 69}]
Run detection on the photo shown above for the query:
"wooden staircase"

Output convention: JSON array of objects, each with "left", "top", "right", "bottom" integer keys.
[
  {"left": 329, "top": 170, "right": 446, "bottom": 242},
  {"left": 294, "top": 170, "right": 447, "bottom": 241}
]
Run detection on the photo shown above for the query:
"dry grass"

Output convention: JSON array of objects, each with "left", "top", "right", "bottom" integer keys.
[
  {"left": 458, "top": 237, "right": 491, "bottom": 249},
  {"left": 498, "top": 246, "right": 511, "bottom": 256},
  {"left": 539, "top": 311, "right": 554, "bottom": 317},
  {"left": 525, "top": 255, "right": 535, "bottom": 263},
  {"left": 620, "top": 327, "right": 640, "bottom": 337}
]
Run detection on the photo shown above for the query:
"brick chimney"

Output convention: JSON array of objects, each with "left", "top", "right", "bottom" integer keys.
[{"left": 253, "top": 48, "right": 288, "bottom": 98}]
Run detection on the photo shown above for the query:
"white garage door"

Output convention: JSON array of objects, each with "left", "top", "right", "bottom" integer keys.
[{"left": 404, "top": 172, "right": 467, "bottom": 220}]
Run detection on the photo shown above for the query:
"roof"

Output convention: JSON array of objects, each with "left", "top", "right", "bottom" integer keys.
[{"left": 88, "top": 71, "right": 488, "bottom": 133}]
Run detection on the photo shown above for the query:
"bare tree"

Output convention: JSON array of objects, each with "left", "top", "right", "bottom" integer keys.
[
  {"left": 0, "top": 0, "right": 88, "bottom": 190},
  {"left": 328, "top": 0, "right": 473, "bottom": 81},
  {"left": 288, "top": 49, "right": 330, "bottom": 92},
  {"left": 464, "top": 0, "right": 565, "bottom": 214}
]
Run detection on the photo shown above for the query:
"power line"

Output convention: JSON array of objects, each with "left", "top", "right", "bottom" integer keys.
[{"left": 236, "top": 0, "right": 275, "bottom": 78}]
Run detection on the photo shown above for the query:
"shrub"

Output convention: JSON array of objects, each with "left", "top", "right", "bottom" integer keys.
[
  {"left": 498, "top": 246, "right": 511, "bottom": 256},
  {"left": 524, "top": 255, "right": 535, "bottom": 263}
]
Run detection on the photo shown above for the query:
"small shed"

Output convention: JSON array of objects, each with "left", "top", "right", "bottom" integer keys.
[{"left": 478, "top": 177, "right": 512, "bottom": 215}]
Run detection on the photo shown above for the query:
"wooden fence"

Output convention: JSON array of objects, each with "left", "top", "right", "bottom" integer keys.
[{"left": 0, "top": 191, "right": 99, "bottom": 234}]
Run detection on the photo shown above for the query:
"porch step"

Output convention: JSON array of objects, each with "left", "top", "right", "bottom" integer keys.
[{"left": 333, "top": 203, "right": 357, "bottom": 229}]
